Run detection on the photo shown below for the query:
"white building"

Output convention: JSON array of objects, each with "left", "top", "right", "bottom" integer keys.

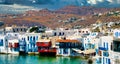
[
  {"left": 111, "top": 29, "right": 120, "bottom": 64},
  {"left": 4, "top": 26, "right": 28, "bottom": 33},
  {"left": 96, "top": 36, "right": 113, "bottom": 64},
  {"left": 0, "top": 35, "right": 6, "bottom": 53},
  {"left": 25, "top": 33, "right": 40, "bottom": 54},
  {"left": 7, "top": 39, "right": 19, "bottom": 54},
  {"left": 0, "top": 32, "right": 41, "bottom": 54},
  {"left": 113, "top": 29, "right": 120, "bottom": 38},
  {"left": 45, "top": 28, "right": 91, "bottom": 37}
]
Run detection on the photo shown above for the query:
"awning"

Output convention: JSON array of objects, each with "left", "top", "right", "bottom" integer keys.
[{"left": 84, "top": 49, "right": 95, "bottom": 54}]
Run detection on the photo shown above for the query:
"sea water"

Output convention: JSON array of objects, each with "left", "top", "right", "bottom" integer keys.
[{"left": 0, "top": 54, "right": 90, "bottom": 64}]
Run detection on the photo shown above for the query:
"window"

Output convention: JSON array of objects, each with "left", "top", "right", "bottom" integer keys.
[
  {"left": 36, "top": 36, "right": 38, "bottom": 40},
  {"left": 62, "top": 32, "right": 64, "bottom": 35},
  {"left": 63, "top": 48, "right": 68, "bottom": 54},
  {"left": 22, "top": 38, "right": 24, "bottom": 40},
  {"left": 54, "top": 32, "right": 57, "bottom": 36},
  {"left": 79, "top": 31, "right": 81, "bottom": 33},
  {"left": 30, "top": 36, "right": 32, "bottom": 41},
  {"left": 113, "top": 40, "right": 120, "bottom": 52},
  {"left": 33, "top": 36, "right": 35, "bottom": 41},
  {"left": 13, "top": 29, "right": 15, "bottom": 32},
  {"left": 59, "top": 32, "right": 61, "bottom": 36},
  {"left": 83, "top": 31, "right": 84, "bottom": 33},
  {"left": 99, "top": 58, "right": 102, "bottom": 63},
  {"left": 16, "top": 29, "right": 18, "bottom": 32},
  {"left": 21, "top": 29, "right": 22, "bottom": 31},
  {"left": 108, "top": 59, "right": 110, "bottom": 64},
  {"left": 15, "top": 34, "right": 17, "bottom": 36},
  {"left": 86, "top": 31, "right": 88, "bottom": 33},
  {"left": 115, "top": 32, "right": 119, "bottom": 37},
  {"left": 23, "top": 38, "right": 25, "bottom": 41},
  {"left": 24, "top": 28, "right": 26, "bottom": 32},
  {"left": 59, "top": 49, "right": 62, "bottom": 54},
  {"left": 0, "top": 39, "right": 3, "bottom": 46},
  {"left": 106, "top": 58, "right": 108, "bottom": 64},
  {"left": 27, "top": 36, "right": 29, "bottom": 41},
  {"left": 56, "top": 43, "right": 59, "bottom": 46},
  {"left": 106, "top": 43, "right": 108, "bottom": 50},
  {"left": 14, "top": 48, "right": 19, "bottom": 51}
]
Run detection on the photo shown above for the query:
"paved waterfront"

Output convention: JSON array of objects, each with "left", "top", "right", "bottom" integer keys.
[{"left": 0, "top": 54, "right": 90, "bottom": 64}]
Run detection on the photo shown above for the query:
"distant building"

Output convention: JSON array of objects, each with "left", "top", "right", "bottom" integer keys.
[
  {"left": 45, "top": 28, "right": 91, "bottom": 37},
  {"left": 45, "top": 28, "right": 78, "bottom": 36},
  {"left": 4, "top": 25, "right": 28, "bottom": 34}
]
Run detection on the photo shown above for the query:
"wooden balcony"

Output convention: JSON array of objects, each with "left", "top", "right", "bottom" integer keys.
[{"left": 36, "top": 42, "right": 51, "bottom": 47}]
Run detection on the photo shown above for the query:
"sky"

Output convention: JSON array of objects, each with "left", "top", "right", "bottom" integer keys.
[
  {"left": 0, "top": 0, "right": 120, "bottom": 8},
  {"left": 0, "top": 0, "right": 120, "bottom": 14}
]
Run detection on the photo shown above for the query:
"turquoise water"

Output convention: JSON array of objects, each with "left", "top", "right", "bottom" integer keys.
[{"left": 0, "top": 54, "right": 89, "bottom": 64}]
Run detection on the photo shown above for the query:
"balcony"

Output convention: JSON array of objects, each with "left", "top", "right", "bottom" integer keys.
[
  {"left": 38, "top": 48, "right": 56, "bottom": 53},
  {"left": 19, "top": 41, "right": 26, "bottom": 46},
  {"left": 103, "top": 51, "right": 109, "bottom": 57},
  {"left": 13, "top": 43, "right": 19, "bottom": 48},
  {"left": 99, "top": 47, "right": 108, "bottom": 51},
  {"left": 36, "top": 42, "right": 51, "bottom": 47}
]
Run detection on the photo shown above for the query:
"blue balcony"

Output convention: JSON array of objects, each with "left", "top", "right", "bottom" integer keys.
[
  {"left": 99, "top": 47, "right": 108, "bottom": 51},
  {"left": 103, "top": 51, "right": 109, "bottom": 57},
  {"left": 19, "top": 40, "right": 26, "bottom": 46},
  {"left": 99, "top": 42, "right": 108, "bottom": 51}
]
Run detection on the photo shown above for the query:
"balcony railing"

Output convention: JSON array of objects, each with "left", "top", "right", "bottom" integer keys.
[{"left": 99, "top": 47, "right": 108, "bottom": 51}]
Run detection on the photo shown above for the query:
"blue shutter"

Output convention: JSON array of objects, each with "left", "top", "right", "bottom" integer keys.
[
  {"left": 106, "top": 43, "right": 108, "bottom": 50},
  {"left": 24, "top": 38, "right": 25, "bottom": 41},
  {"left": 0, "top": 39, "right": 3, "bottom": 46},
  {"left": 33, "top": 36, "right": 35, "bottom": 41},
  {"left": 36, "top": 36, "right": 38, "bottom": 40},
  {"left": 30, "top": 36, "right": 32, "bottom": 42},
  {"left": 103, "top": 57, "right": 104, "bottom": 64},
  {"left": 104, "top": 42, "right": 105, "bottom": 48},
  {"left": 115, "top": 32, "right": 119, "bottom": 37},
  {"left": 106, "top": 58, "right": 107, "bottom": 64},
  {"left": 28, "top": 36, "right": 29, "bottom": 41},
  {"left": 108, "top": 59, "right": 110, "bottom": 64}
]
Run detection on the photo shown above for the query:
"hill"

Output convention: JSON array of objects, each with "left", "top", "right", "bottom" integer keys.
[{"left": 0, "top": 6, "right": 120, "bottom": 29}]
